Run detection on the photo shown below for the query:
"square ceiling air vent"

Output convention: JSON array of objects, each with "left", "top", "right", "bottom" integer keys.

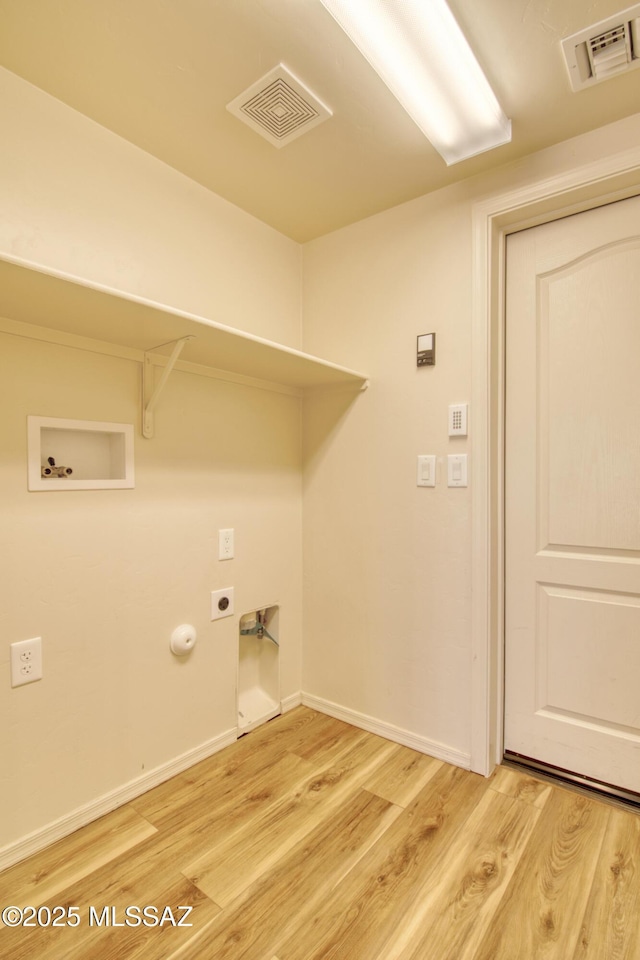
[
  {"left": 227, "top": 64, "right": 332, "bottom": 148},
  {"left": 562, "top": 4, "right": 640, "bottom": 90}
]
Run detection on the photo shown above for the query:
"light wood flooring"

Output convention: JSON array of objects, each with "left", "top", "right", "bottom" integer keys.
[{"left": 1, "top": 706, "right": 640, "bottom": 960}]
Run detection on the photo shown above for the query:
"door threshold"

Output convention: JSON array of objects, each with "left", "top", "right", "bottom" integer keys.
[{"left": 503, "top": 752, "right": 640, "bottom": 813}]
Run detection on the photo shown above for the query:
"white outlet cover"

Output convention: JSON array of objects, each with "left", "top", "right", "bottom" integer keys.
[
  {"left": 211, "top": 587, "right": 234, "bottom": 621},
  {"left": 10, "top": 636, "right": 43, "bottom": 687},
  {"left": 218, "top": 528, "right": 234, "bottom": 560}
]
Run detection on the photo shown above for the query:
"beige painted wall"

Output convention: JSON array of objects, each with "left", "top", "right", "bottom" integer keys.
[
  {"left": 301, "top": 112, "right": 640, "bottom": 761},
  {"left": 0, "top": 334, "right": 302, "bottom": 848},
  {"left": 0, "top": 67, "right": 302, "bottom": 347},
  {"left": 0, "top": 70, "right": 303, "bottom": 851}
]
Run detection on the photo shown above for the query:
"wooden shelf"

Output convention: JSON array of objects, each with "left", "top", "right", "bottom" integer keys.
[{"left": 0, "top": 255, "right": 369, "bottom": 391}]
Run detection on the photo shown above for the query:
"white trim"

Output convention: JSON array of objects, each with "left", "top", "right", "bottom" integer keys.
[
  {"left": 281, "top": 691, "right": 303, "bottom": 713},
  {"left": 470, "top": 144, "right": 640, "bottom": 777},
  {"left": 0, "top": 727, "right": 237, "bottom": 871},
  {"left": 302, "top": 693, "right": 471, "bottom": 770}
]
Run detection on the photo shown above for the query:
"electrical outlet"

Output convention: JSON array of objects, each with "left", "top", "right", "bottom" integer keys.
[
  {"left": 211, "top": 587, "right": 234, "bottom": 621},
  {"left": 10, "top": 637, "right": 43, "bottom": 687},
  {"left": 218, "top": 528, "right": 234, "bottom": 560}
]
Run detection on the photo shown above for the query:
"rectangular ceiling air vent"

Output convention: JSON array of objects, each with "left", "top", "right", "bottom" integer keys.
[
  {"left": 227, "top": 64, "right": 332, "bottom": 148},
  {"left": 562, "top": 4, "right": 640, "bottom": 90}
]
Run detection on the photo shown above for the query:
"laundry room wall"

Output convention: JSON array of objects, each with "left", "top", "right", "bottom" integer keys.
[
  {"left": 0, "top": 67, "right": 304, "bottom": 857},
  {"left": 301, "top": 110, "right": 640, "bottom": 764}
]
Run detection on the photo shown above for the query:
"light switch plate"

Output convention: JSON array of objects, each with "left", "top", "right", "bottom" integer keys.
[
  {"left": 447, "top": 454, "right": 468, "bottom": 487},
  {"left": 417, "top": 455, "right": 436, "bottom": 487}
]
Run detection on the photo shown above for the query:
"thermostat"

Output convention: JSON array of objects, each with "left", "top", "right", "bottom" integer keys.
[{"left": 417, "top": 333, "right": 436, "bottom": 366}]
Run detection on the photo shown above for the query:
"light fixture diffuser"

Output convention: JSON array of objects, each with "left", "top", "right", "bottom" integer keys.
[{"left": 318, "top": 0, "right": 511, "bottom": 164}]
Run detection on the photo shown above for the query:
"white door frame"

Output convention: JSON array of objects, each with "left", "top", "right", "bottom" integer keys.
[{"left": 469, "top": 144, "right": 640, "bottom": 777}]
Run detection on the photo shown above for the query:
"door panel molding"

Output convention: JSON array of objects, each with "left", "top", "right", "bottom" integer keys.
[
  {"left": 470, "top": 144, "right": 640, "bottom": 776},
  {"left": 537, "top": 545, "right": 640, "bottom": 559},
  {"left": 535, "top": 708, "right": 640, "bottom": 741},
  {"left": 536, "top": 581, "right": 640, "bottom": 730}
]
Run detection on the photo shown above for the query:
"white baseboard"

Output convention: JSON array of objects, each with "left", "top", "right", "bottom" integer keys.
[
  {"left": 281, "top": 691, "right": 303, "bottom": 713},
  {"left": 0, "top": 727, "right": 237, "bottom": 872},
  {"left": 301, "top": 693, "right": 471, "bottom": 770}
]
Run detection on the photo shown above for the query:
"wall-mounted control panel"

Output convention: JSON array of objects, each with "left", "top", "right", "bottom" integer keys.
[
  {"left": 448, "top": 403, "right": 468, "bottom": 436},
  {"left": 417, "top": 333, "right": 436, "bottom": 367}
]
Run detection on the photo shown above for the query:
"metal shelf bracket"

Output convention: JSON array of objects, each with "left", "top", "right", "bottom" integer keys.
[{"left": 142, "top": 336, "right": 194, "bottom": 438}]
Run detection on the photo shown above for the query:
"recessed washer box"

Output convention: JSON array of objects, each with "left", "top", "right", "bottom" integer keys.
[{"left": 27, "top": 416, "right": 135, "bottom": 491}]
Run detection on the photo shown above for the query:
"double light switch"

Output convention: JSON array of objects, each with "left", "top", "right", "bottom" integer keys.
[{"left": 417, "top": 454, "right": 468, "bottom": 487}]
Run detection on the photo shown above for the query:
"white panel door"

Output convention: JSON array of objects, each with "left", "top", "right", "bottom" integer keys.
[{"left": 504, "top": 195, "right": 640, "bottom": 793}]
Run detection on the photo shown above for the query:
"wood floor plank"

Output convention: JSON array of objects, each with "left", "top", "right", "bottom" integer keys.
[
  {"left": 0, "top": 805, "right": 157, "bottom": 911},
  {"left": 276, "top": 763, "right": 488, "bottom": 960},
  {"left": 472, "top": 788, "right": 611, "bottom": 960},
  {"left": 129, "top": 707, "right": 325, "bottom": 826},
  {"left": 132, "top": 745, "right": 315, "bottom": 839},
  {"left": 57, "top": 877, "right": 214, "bottom": 960},
  {"left": 173, "top": 789, "right": 402, "bottom": 960},
  {"left": 86, "top": 751, "right": 316, "bottom": 895},
  {"left": 285, "top": 714, "right": 371, "bottom": 765},
  {"left": 377, "top": 787, "right": 543, "bottom": 960},
  {"left": 129, "top": 740, "right": 283, "bottom": 828},
  {"left": 489, "top": 765, "right": 553, "bottom": 809},
  {"left": 362, "top": 744, "right": 443, "bottom": 808},
  {"left": 572, "top": 805, "right": 640, "bottom": 960},
  {"left": 183, "top": 734, "right": 397, "bottom": 907},
  {"left": 0, "top": 864, "right": 218, "bottom": 960}
]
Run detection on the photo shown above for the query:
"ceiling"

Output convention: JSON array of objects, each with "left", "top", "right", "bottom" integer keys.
[{"left": 1, "top": 0, "right": 639, "bottom": 242}]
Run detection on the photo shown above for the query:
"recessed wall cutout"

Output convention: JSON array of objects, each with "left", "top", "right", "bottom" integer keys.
[
  {"left": 238, "top": 605, "right": 280, "bottom": 735},
  {"left": 27, "top": 417, "right": 134, "bottom": 491}
]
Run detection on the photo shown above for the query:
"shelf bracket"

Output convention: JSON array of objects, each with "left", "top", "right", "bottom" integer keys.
[{"left": 142, "top": 336, "right": 194, "bottom": 438}]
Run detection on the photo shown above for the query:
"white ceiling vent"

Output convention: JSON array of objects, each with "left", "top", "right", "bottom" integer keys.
[
  {"left": 562, "top": 5, "right": 640, "bottom": 91},
  {"left": 227, "top": 64, "right": 332, "bottom": 148}
]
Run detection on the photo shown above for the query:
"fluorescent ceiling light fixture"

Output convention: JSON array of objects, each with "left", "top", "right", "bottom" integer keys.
[{"left": 318, "top": 0, "right": 511, "bottom": 164}]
